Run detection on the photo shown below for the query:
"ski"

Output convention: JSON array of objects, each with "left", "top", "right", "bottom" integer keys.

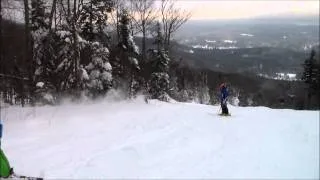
[
  {"left": 10, "top": 173, "right": 43, "bottom": 180},
  {"left": 218, "top": 113, "right": 231, "bottom": 116}
]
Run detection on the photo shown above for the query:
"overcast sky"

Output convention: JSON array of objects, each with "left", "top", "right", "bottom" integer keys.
[
  {"left": 2, "top": 0, "right": 319, "bottom": 22},
  {"left": 171, "top": 0, "right": 319, "bottom": 20}
]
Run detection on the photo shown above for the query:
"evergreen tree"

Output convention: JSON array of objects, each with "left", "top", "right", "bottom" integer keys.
[
  {"left": 77, "top": 0, "right": 114, "bottom": 98},
  {"left": 31, "top": 0, "right": 48, "bottom": 35},
  {"left": 78, "top": 0, "right": 113, "bottom": 43},
  {"left": 149, "top": 22, "right": 170, "bottom": 101},
  {"left": 85, "top": 42, "right": 112, "bottom": 98},
  {"left": 32, "top": 0, "right": 84, "bottom": 102},
  {"left": 302, "top": 49, "right": 320, "bottom": 107},
  {"left": 111, "top": 9, "right": 140, "bottom": 98},
  {"left": 31, "top": 0, "right": 56, "bottom": 104},
  {"left": 34, "top": 29, "right": 78, "bottom": 103},
  {"left": 31, "top": 0, "right": 49, "bottom": 76}
]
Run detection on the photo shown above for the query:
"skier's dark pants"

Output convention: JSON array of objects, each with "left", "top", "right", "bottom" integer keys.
[{"left": 221, "top": 101, "right": 229, "bottom": 114}]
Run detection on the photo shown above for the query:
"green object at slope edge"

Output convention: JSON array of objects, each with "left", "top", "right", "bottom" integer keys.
[{"left": 0, "top": 148, "right": 11, "bottom": 178}]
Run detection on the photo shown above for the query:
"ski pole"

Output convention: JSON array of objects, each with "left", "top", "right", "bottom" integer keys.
[{"left": 218, "top": 106, "right": 221, "bottom": 114}]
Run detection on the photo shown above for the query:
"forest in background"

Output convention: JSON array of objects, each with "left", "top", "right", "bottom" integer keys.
[{"left": 0, "top": 0, "right": 319, "bottom": 110}]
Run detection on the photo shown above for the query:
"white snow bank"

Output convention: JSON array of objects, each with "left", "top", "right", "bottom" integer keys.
[
  {"left": 240, "top": 33, "right": 254, "bottom": 37},
  {"left": 1, "top": 100, "right": 319, "bottom": 179},
  {"left": 36, "top": 82, "right": 45, "bottom": 88}
]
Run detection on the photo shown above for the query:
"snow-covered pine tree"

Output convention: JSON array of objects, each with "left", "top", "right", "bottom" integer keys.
[
  {"left": 33, "top": 0, "right": 83, "bottom": 102},
  {"left": 31, "top": 0, "right": 55, "bottom": 104},
  {"left": 31, "top": 0, "right": 49, "bottom": 41},
  {"left": 77, "top": 0, "right": 114, "bottom": 98},
  {"left": 111, "top": 9, "right": 140, "bottom": 98},
  {"left": 31, "top": 0, "right": 49, "bottom": 78},
  {"left": 149, "top": 22, "right": 170, "bottom": 101},
  {"left": 34, "top": 28, "right": 78, "bottom": 103},
  {"left": 85, "top": 42, "right": 112, "bottom": 98}
]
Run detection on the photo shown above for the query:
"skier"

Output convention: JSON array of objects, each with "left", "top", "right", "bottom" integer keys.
[{"left": 219, "top": 82, "right": 229, "bottom": 115}]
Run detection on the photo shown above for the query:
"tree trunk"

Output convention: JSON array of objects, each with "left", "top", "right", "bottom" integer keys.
[
  {"left": 0, "top": 0, "right": 2, "bottom": 67},
  {"left": 0, "top": 0, "right": 3, "bottom": 106},
  {"left": 166, "top": 31, "right": 171, "bottom": 51},
  {"left": 24, "top": 0, "right": 32, "bottom": 106},
  {"left": 54, "top": 3, "right": 57, "bottom": 28},
  {"left": 116, "top": 9, "right": 120, "bottom": 41},
  {"left": 129, "top": 65, "right": 134, "bottom": 99},
  {"left": 49, "top": 0, "right": 57, "bottom": 30},
  {"left": 163, "top": 23, "right": 169, "bottom": 49},
  {"left": 72, "top": 0, "right": 80, "bottom": 90},
  {"left": 0, "top": 0, "right": 2, "bottom": 76},
  {"left": 142, "top": 21, "right": 146, "bottom": 62},
  {"left": 67, "top": 0, "right": 71, "bottom": 17},
  {"left": 89, "top": 1, "right": 93, "bottom": 41}
]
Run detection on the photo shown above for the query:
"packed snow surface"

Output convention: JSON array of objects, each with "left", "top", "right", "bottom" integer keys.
[{"left": 1, "top": 97, "right": 319, "bottom": 179}]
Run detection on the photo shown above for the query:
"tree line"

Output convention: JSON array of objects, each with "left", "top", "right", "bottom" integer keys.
[
  {"left": 1, "top": 0, "right": 212, "bottom": 106},
  {"left": 1, "top": 0, "right": 318, "bottom": 109}
]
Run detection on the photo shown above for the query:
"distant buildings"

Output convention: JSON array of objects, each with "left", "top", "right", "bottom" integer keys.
[{"left": 258, "top": 73, "right": 298, "bottom": 81}]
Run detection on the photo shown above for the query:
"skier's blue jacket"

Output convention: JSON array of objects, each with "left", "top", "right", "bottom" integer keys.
[{"left": 220, "top": 83, "right": 228, "bottom": 102}]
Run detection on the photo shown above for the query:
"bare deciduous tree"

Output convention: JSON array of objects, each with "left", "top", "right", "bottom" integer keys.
[
  {"left": 109, "top": 0, "right": 126, "bottom": 43},
  {"left": 131, "top": 0, "right": 157, "bottom": 62},
  {"left": 161, "top": 0, "right": 191, "bottom": 50}
]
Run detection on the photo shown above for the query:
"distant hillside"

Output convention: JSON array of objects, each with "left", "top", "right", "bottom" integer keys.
[
  {"left": 251, "top": 13, "right": 320, "bottom": 25},
  {"left": 134, "top": 36, "right": 319, "bottom": 109},
  {"left": 171, "top": 44, "right": 308, "bottom": 75}
]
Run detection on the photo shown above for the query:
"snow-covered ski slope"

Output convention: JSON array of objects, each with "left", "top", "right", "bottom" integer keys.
[{"left": 2, "top": 97, "right": 319, "bottom": 179}]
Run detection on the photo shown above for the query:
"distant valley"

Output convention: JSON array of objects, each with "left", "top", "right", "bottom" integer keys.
[{"left": 171, "top": 17, "right": 319, "bottom": 80}]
